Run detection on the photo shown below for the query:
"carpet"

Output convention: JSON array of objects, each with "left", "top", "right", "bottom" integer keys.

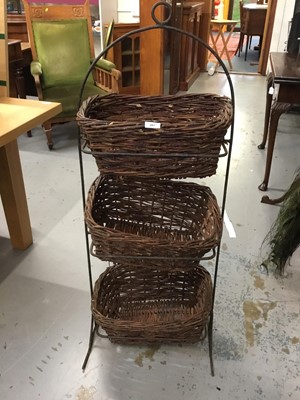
[{"left": 208, "top": 32, "right": 241, "bottom": 62}]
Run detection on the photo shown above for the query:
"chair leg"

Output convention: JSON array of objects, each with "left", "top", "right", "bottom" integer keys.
[
  {"left": 237, "top": 33, "right": 244, "bottom": 57},
  {"left": 42, "top": 121, "right": 54, "bottom": 150},
  {"left": 245, "top": 35, "right": 250, "bottom": 61}
]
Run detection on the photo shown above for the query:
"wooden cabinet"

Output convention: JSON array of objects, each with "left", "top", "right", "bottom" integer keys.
[
  {"left": 179, "top": 2, "right": 204, "bottom": 91},
  {"left": 7, "top": 13, "right": 28, "bottom": 42},
  {"left": 169, "top": 0, "right": 211, "bottom": 94},
  {"left": 109, "top": 23, "right": 140, "bottom": 94},
  {"left": 139, "top": 0, "right": 164, "bottom": 95}
]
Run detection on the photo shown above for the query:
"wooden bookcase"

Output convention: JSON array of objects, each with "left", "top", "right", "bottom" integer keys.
[{"left": 108, "top": 23, "right": 140, "bottom": 94}]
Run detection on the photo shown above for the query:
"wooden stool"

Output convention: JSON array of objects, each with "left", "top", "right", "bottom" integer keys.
[{"left": 209, "top": 19, "right": 238, "bottom": 71}]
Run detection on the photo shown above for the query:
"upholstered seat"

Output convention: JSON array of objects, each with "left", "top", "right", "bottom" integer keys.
[{"left": 23, "top": 0, "right": 120, "bottom": 149}]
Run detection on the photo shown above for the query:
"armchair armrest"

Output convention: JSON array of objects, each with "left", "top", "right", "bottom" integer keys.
[
  {"left": 30, "top": 61, "right": 42, "bottom": 76},
  {"left": 95, "top": 58, "right": 116, "bottom": 72},
  {"left": 30, "top": 61, "right": 44, "bottom": 100},
  {"left": 93, "top": 58, "right": 121, "bottom": 94}
]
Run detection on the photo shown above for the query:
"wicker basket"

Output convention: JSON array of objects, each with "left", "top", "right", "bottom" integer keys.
[
  {"left": 92, "top": 263, "right": 212, "bottom": 344},
  {"left": 85, "top": 175, "right": 222, "bottom": 264},
  {"left": 77, "top": 93, "right": 233, "bottom": 178}
]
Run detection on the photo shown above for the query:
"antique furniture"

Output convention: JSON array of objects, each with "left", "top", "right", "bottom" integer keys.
[
  {"left": 139, "top": 0, "right": 212, "bottom": 95},
  {"left": 8, "top": 39, "right": 26, "bottom": 99},
  {"left": 258, "top": 52, "right": 300, "bottom": 193},
  {"left": 237, "top": 2, "right": 267, "bottom": 61},
  {"left": 178, "top": 2, "right": 204, "bottom": 90},
  {"left": 22, "top": 0, "right": 120, "bottom": 149},
  {"left": 0, "top": 97, "right": 61, "bottom": 250},
  {"left": 169, "top": 1, "right": 212, "bottom": 94},
  {"left": 7, "top": 11, "right": 42, "bottom": 97},
  {"left": 7, "top": 12, "right": 28, "bottom": 42},
  {"left": 107, "top": 22, "right": 140, "bottom": 94},
  {"left": 209, "top": 19, "right": 238, "bottom": 71}
]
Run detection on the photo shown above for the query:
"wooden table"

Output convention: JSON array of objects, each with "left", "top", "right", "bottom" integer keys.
[
  {"left": 258, "top": 52, "right": 300, "bottom": 192},
  {"left": 0, "top": 97, "right": 61, "bottom": 249},
  {"left": 209, "top": 19, "right": 238, "bottom": 71},
  {"left": 241, "top": 4, "right": 267, "bottom": 61}
]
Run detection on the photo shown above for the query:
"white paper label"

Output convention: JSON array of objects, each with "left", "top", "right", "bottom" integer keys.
[
  {"left": 145, "top": 121, "right": 161, "bottom": 129},
  {"left": 268, "top": 87, "right": 274, "bottom": 95}
]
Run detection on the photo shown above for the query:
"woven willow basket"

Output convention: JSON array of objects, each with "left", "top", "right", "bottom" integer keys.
[
  {"left": 85, "top": 175, "right": 222, "bottom": 264},
  {"left": 77, "top": 93, "right": 233, "bottom": 178},
  {"left": 92, "top": 263, "right": 212, "bottom": 344}
]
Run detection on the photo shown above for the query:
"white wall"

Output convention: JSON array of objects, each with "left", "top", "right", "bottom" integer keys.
[
  {"left": 117, "top": 0, "right": 140, "bottom": 23},
  {"left": 100, "top": 0, "right": 118, "bottom": 25},
  {"left": 270, "top": 0, "right": 295, "bottom": 52}
]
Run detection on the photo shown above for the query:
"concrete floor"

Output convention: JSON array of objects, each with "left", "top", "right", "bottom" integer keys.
[{"left": 1, "top": 72, "right": 300, "bottom": 400}]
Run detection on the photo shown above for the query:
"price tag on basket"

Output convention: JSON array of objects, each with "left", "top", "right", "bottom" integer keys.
[{"left": 145, "top": 121, "right": 161, "bottom": 129}]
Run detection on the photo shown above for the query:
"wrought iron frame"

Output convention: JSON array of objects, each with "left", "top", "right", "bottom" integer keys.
[{"left": 77, "top": 0, "right": 235, "bottom": 376}]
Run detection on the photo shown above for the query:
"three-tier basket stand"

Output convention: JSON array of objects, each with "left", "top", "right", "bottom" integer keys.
[{"left": 76, "top": 1, "right": 235, "bottom": 377}]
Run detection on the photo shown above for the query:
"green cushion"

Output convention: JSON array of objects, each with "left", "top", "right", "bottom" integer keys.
[
  {"left": 43, "top": 82, "right": 106, "bottom": 117},
  {"left": 32, "top": 19, "right": 93, "bottom": 88},
  {"left": 31, "top": 60, "right": 42, "bottom": 75},
  {"left": 96, "top": 58, "right": 116, "bottom": 72}
]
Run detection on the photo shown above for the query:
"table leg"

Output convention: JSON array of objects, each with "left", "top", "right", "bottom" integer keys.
[
  {"left": 258, "top": 73, "right": 274, "bottom": 150},
  {"left": 209, "top": 29, "right": 219, "bottom": 58},
  {"left": 210, "top": 23, "right": 237, "bottom": 71},
  {"left": 0, "top": 140, "right": 33, "bottom": 250},
  {"left": 258, "top": 101, "right": 292, "bottom": 191},
  {"left": 218, "top": 24, "right": 236, "bottom": 70},
  {"left": 210, "top": 26, "right": 227, "bottom": 71}
]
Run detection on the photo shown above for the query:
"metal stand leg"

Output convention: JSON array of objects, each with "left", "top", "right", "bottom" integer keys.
[
  {"left": 208, "top": 312, "right": 214, "bottom": 376},
  {"left": 82, "top": 317, "right": 97, "bottom": 371}
]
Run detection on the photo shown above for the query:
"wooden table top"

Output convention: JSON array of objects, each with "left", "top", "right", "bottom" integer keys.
[
  {"left": 210, "top": 19, "right": 238, "bottom": 25},
  {"left": 0, "top": 97, "right": 62, "bottom": 147},
  {"left": 270, "top": 52, "right": 300, "bottom": 84},
  {"left": 243, "top": 4, "right": 268, "bottom": 10}
]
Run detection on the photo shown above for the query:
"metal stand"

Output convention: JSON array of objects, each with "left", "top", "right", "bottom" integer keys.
[{"left": 77, "top": 1, "right": 235, "bottom": 377}]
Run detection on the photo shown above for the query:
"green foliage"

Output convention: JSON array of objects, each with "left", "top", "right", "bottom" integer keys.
[
  {"left": 232, "top": 1, "right": 240, "bottom": 22},
  {"left": 262, "top": 169, "right": 300, "bottom": 273}
]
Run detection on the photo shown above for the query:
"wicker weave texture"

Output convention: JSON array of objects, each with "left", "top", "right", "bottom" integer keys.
[
  {"left": 77, "top": 93, "right": 233, "bottom": 178},
  {"left": 92, "top": 264, "right": 212, "bottom": 344},
  {"left": 85, "top": 176, "right": 222, "bottom": 264}
]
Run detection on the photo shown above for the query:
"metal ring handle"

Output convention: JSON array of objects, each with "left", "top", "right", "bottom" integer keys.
[{"left": 151, "top": 1, "right": 172, "bottom": 25}]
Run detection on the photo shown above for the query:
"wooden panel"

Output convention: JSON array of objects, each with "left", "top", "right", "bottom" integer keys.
[
  {"left": 139, "top": 0, "right": 164, "bottom": 95},
  {"left": 0, "top": 0, "right": 9, "bottom": 97},
  {"left": 258, "top": 0, "right": 277, "bottom": 75},
  {"left": 197, "top": 0, "right": 212, "bottom": 71},
  {"left": 179, "top": 2, "right": 204, "bottom": 91},
  {"left": 7, "top": 13, "right": 28, "bottom": 42}
]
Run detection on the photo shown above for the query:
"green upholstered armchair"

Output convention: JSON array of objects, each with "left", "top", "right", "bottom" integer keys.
[{"left": 23, "top": 0, "right": 120, "bottom": 149}]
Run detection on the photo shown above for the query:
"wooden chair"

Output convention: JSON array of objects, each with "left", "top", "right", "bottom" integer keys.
[
  {"left": 236, "top": 1, "right": 251, "bottom": 59},
  {"left": 236, "top": 1, "right": 266, "bottom": 61},
  {"left": 23, "top": 0, "right": 121, "bottom": 149}
]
